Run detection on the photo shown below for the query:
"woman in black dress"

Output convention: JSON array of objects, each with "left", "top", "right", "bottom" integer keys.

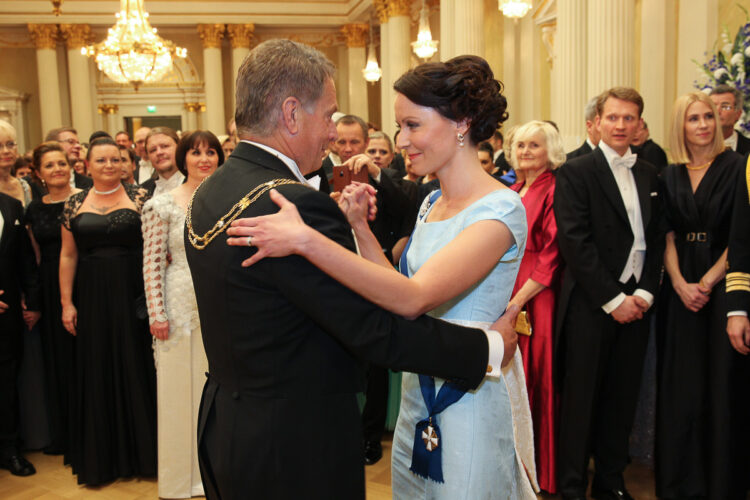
[
  {"left": 58, "top": 137, "right": 156, "bottom": 486},
  {"left": 656, "top": 91, "right": 746, "bottom": 499},
  {"left": 25, "top": 142, "right": 79, "bottom": 458}
]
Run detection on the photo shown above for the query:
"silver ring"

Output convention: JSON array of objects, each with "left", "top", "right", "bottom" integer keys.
[{"left": 247, "top": 236, "right": 253, "bottom": 247}]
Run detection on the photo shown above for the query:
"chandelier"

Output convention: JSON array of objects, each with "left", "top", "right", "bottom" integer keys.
[
  {"left": 411, "top": 1, "right": 438, "bottom": 60},
  {"left": 82, "top": 0, "right": 186, "bottom": 89},
  {"left": 498, "top": 0, "right": 533, "bottom": 19},
  {"left": 362, "top": 20, "right": 381, "bottom": 83}
]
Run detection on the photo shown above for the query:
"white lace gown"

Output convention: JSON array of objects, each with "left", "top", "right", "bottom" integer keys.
[{"left": 142, "top": 191, "right": 207, "bottom": 498}]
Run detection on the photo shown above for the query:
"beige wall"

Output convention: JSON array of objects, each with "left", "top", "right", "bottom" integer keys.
[{"left": 0, "top": 47, "right": 43, "bottom": 150}]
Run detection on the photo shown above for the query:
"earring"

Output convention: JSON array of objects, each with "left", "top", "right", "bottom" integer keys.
[
  {"left": 457, "top": 133, "right": 465, "bottom": 147},
  {"left": 41, "top": 179, "right": 47, "bottom": 187}
]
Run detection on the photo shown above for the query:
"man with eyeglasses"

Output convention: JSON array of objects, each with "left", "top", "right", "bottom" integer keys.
[
  {"left": 709, "top": 84, "right": 750, "bottom": 155},
  {"left": 44, "top": 127, "right": 93, "bottom": 189}
]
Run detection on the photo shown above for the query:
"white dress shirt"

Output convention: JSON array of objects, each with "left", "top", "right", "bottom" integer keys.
[
  {"left": 241, "top": 140, "right": 505, "bottom": 376},
  {"left": 598, "top": 141, "right": 654, "bottom": 313},
  {"left": 0, "top": 207, "right": 4, "bottom": 244},
  {"left": 138, "top": 159, "right": 155, "bottom": 184},
  {"left": 725, "top": 130, "right": 739, "bottom": 151},
  {"left": 153, "top": 171, "right": 185, "bottom": 197}
]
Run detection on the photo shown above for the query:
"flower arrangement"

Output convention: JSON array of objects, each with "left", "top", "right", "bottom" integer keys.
[{"left": 694, "top": 8, "right": 750, "bottom": 134}]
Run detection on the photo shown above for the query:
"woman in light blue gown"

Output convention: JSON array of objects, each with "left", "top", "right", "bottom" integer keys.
[{"left": 227, "top": 55, "right": 537, "bottom": 499}]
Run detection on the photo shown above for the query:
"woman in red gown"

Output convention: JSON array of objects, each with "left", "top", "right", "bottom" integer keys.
[{"left": 507, "top": 120, "right": 566, "bottom": 494}]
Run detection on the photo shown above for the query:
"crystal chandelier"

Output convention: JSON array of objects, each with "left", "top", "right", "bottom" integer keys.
[
  {"left": 362, "top": 20, "right": 381, "bottom": 83},
  {"left": 82, "top": 0, "right": 187, "bottom": 89},
  {"left": 411, "top": 1, "right": 438, "bottom": 60},
  {"left": 498, "top": 0, "right": 533, "bottom": 19}
]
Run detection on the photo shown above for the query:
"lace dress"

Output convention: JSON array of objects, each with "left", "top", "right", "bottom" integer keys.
[
  {"left": 61, "top": 184, "right": 157, "bottom": 486},
  {"left": 392, "top": 189, "right": 538, "bottom": 500},
  {"left": 142, "top": 191, "right": 206, "bottom": 498}
]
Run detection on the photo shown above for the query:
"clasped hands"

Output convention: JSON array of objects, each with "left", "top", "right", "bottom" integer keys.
[
  {"left": 227, "top": 182, "right": 377, "bottom": 267},
  {"left": 611, "top": 295, "right": 649, "bottom": 324}
]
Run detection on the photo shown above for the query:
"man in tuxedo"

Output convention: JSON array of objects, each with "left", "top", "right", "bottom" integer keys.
[
  {"left": 133, "top": 126, "right": 154, "bottom": 184},
  {"left": 554, "top": 87, "right": 664, "bottom": 500},
  {"left": 139, "top": 128, "right": 184, "bottom": 197},
  {"left": 631, "top": 120, "right": 668, "bottom": 173},
  {"left": 710, "top": 84, "right": 750, "bottom": 155},
  {"left": 185, "top": 39, "right": 518, "bottom": 500},
  {"left": 44, "top": 127, "right": 93, "bottom": 189},
  {"left": 0, "top": 192, "right": 40, "bottom": 476},
  {"left": 488, "top": 130, "right": 512, "bottom": 175},
  {"left": 566, "top": 95, "right": 600, "bottom": 160}
]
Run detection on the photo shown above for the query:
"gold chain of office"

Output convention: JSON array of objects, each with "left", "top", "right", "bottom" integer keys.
[{"left": 186, "top": 178, "right": 304, "bottom": 250}]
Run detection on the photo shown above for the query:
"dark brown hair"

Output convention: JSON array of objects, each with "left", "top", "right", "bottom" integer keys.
[
  {"left": 393, "top": 55, "right": 508, "bottom": 145},
  {"left": 175, "top": 130, "right": 224, "bottom": 177},
  {"left": 32, "top": 141, "right": 68, "bottom": 171},
  {"left": 86, "top": 136, "right": 118, "bottom": 161}
]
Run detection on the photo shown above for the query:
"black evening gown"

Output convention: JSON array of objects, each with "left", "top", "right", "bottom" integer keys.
[
  {"left": 26, "top": 199, "right": 74, "bottom": 458},
  {"left": 62, "top": 186, "right": 156, "bottom": 486},
  {"left": 655, "top": 150, "right": 745, "bottom": 499}
]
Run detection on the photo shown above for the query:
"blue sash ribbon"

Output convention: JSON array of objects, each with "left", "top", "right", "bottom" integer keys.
[{"left": 398, "top": 190, "right": 468, "bottom": 483}]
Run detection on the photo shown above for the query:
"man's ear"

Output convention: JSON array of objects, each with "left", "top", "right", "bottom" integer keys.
[{"left": 281, "top": 96, "right": 301, "bottom": 135}]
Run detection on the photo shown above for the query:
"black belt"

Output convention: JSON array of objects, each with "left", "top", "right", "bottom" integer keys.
[{"left": 685, "top": 232, "right": 707, "bottom": 242}]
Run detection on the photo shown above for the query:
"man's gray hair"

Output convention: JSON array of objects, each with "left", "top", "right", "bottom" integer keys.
[
  {"left": 235, "top": 39, "right": 336, "bottom": 137},
  {"left": 584, "top": 95, "right": 599, "bottom": 122},
  {"left": 710, "top": 83, "right": 744, "bottom": 110}
]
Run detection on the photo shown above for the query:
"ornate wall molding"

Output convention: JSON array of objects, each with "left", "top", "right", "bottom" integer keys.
[
  {"left": 198, "top": 24, "right": 226, "bottom": 49},
  {"left": 27, "top": 23, "right": 58, "bottom": 49},
  {"left": 341, "top": 23, "right": 368, "bottom": 48},
  {"left": 227, "top": 23, "right": 255, "bottom": 49},
  {"left": 387, "top": 0, "right": 412, "bottom": 18}
]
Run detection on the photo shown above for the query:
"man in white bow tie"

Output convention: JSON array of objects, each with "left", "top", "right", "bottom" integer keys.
[{"left": 553, "top": 87, "right": 665, "bottom": 500}]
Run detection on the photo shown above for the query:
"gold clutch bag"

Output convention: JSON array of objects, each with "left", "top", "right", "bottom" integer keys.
[{"left": 515, "top": 310, "right": 532, "bottom": 336}]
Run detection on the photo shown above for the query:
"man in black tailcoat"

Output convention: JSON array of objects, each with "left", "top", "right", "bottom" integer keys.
[
  {"left": 554, "top": 87, "right": 664, "bottom": 500},
  {"left": 185, "top": 39, "right": 517, "bottom": 500},
  {"left": 710, "top": 84, "right": 750, "bottom": 155},
  {"left": 566, "top": 95, "right": 601, "bottom": 160},
  {"left": 0, "top": 192, "right": 40, "bottom": 476}
]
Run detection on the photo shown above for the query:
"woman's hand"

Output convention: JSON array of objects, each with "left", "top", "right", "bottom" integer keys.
[
  {"left": 227, "top": 189, "right": 312, "bottom": 266},
  {"left": 673, "top": 279, "right": 710, "bottom": 312},
  {"left": 150, "top": 320, "right": 170, "bottom": 340},
  {"left": 62, "top": 303, "right": 77, "bottom": 336},
  {"left": 344, "top": 153, "right": 381, "bottom": 178},
  {"left": 338, "top": 182, "right": 377, "bottom": 227}
]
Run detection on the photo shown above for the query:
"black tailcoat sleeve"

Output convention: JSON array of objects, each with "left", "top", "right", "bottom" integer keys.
[
  {"left": 727, "top": 157, "right": 750, "bottom": 312},
  {"left": 736, "top": 132, "right": 750, "bottom": 156}
]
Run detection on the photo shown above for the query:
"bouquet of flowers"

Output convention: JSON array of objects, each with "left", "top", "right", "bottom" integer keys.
[{"left": 694, "top": 9, "right": 750, "bottom": 134}]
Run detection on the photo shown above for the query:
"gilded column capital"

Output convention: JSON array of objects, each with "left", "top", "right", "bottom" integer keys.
[
  {"left": 227, "top": 24, "right": 255, "bottom": 49},
  {"left": 60, "top": 24, "right": 93, "bottom": 50},
  {"left": 97, "top": 104, "right": 119, "bottom": 115},
  {"left": 341, "top": 24, "right": 368, "bottom": 48},
  {"left": 373, "top": 0, "right": 390, "bottom": 24},
  {"left": 387, "top": 0, "right": 412, "bottom": 18},
  {"left": 28, "top": 24, "right": 59, "bottom": 50},
  {"left": 198, "top": 24, "right": 226, "bottom": 49}
]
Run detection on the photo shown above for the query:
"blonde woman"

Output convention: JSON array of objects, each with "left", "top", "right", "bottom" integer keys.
[{"left": 656, "top": 91, "right": 746, "bottom": 499}]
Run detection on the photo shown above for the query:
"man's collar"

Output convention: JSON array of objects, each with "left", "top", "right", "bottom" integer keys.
[
  {"left": 241, "top": 140, "right": 319, "bottom": 189},
  {"left": 599, "top": 140, "right": 635, "bottom": 167}
]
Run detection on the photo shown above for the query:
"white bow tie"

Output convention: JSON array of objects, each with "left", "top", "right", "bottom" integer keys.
[{"left": 612, "top": 154, "right": 637, "bottom": 169}]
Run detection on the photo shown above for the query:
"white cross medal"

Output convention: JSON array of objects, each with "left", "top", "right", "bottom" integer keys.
[{"left": 421, "top": 419, "right": 439, "bottom": 452}]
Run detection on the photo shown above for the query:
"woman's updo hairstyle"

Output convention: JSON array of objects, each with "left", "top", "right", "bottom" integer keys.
[{"left": 393, "top": 55, "right": 508, "bottom": 145}]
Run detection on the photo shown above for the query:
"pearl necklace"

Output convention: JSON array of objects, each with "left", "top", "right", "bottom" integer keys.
[{"left": 94, "top": 183, "right": 122, "bottom": 195}]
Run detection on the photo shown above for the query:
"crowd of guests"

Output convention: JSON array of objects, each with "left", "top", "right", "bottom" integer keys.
[{"left": 1, "top": 51, "right": 749, "bottom": 500}]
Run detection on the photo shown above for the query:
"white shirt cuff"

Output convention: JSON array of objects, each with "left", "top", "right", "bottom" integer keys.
[
  {"left": 728, "top": 310, "right": 748, "bottom": 317},
  {"left": 372, "top": 169, "right": 381, "bottom": 183},
  {"left": 482, "top": 329, "right": 503, "bottom": 379},
  {"left": 602, "top": 292, "right": 626, "bottom": 314},
  {"left": 633, "top": 289, "right": 654, "bottom": 310}
]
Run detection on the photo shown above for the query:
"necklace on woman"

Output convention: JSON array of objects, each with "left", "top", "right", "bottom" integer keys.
[
  {"left": 94, "top": 183, "right": 122, "bottom": 195},
  {"left": 686, "top": 159, "right": 713, "bottom": 171}
]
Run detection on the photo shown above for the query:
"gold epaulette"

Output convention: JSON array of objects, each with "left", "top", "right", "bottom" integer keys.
[
  {"left": 726, "top": 272, "right": 750, "bottom": 293},
  {"left": 746, "top": 155, "right": 750, "bottom": 205},
  {"left": 186, "top": 178, "right": 307, "bottom": 250}
]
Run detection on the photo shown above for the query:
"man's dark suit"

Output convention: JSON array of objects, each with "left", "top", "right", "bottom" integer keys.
[
  {"left": 494, "top": 151, "right": 512, "bottom": 175},
  {"left": 73, "top": 171, "right": 93, "bottom": 189},
  {"left": 566, "top": 140, "right": 593, "bottom": 160},
  {"left": 633, "top": 138, "right": 668, "bottom": 173},
  {"left": 185, "top": 142, "right": 493, "bottom": 500},
  {"left": 553, "top": 148, "right": 663, "bottom": 496},
  {"left": 736, "top": 132, "right": 750, "bottom": 155},
  {"left": 0, "top": 193, "right": 40, "bottom": 459}
]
